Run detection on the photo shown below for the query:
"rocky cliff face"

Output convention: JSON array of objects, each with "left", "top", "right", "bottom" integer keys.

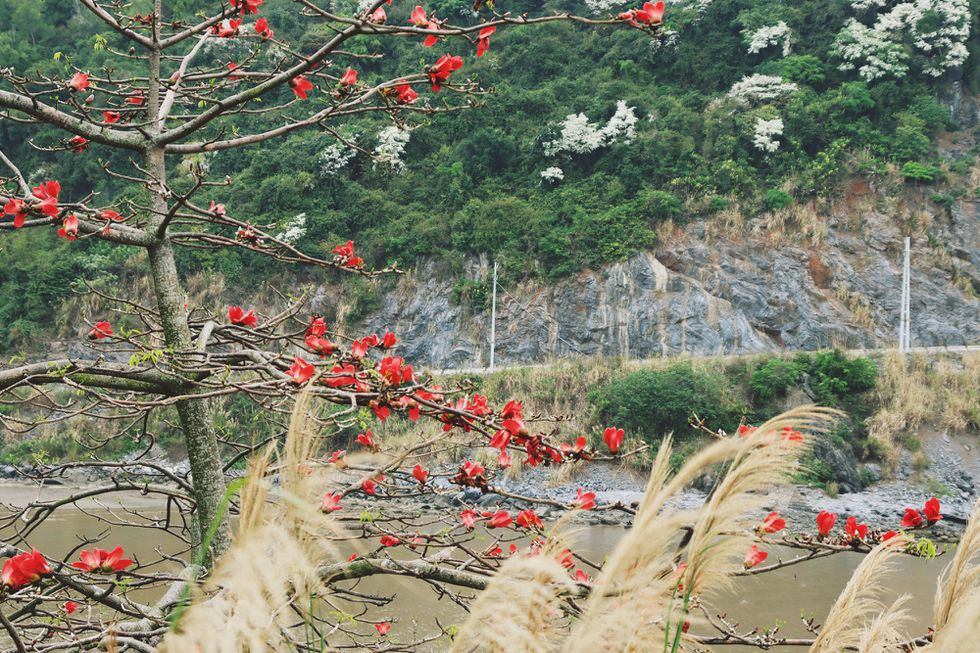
[{"left": 316, "top": 188, "right": 979, "bottom": 370}]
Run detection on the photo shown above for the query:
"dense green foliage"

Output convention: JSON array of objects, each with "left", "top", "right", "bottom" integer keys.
[
  {"left": 589, "top": 350, "right": 878, "bottom": 451},
  {"left": 0, "top": 0, "right": 978, "bottom": 349},
  {"left": 589, "top": 363, "right": 740, "bottom": 440}
]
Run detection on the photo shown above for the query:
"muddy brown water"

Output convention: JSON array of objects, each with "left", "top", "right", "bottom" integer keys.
[{"left": 9, "top": 487, "right": 946, "bottom": 652}]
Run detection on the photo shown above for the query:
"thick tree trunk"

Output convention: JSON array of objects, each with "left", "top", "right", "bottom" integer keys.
[
  {"left": 142, "top": 4, "right": 230, "bottom": 561},
  {"left": 145, "top": 146, "right": 231, "bottom": 560}
]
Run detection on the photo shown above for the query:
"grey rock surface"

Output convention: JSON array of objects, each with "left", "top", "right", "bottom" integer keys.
[{"left": 336, "top": 197, "right": 979, "bottom": 369}]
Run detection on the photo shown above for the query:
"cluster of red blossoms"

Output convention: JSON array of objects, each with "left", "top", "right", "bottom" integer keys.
[
  {"left": 618, "top": 1, "right": 665, "bottom": 26},
  {"left": 458, "top": 508, "right": 543, "bottom": 531},
  {"left": 736, "top": 423, "right": 804, "bottom": 443},
  {"left": 3, "top": 180, "right": 61, "bottom": 229},
  {"left": 331, "top": 240, "right": 364, "bottom": 269},
  {"left": 901, "top": 497, "right": 943, "bottom": 528},
  {"left": 71, "top": 546, "right": 133, "bottom": 573},
  {"left": 2, "top": 545, "right": 132, "bottom": 591},
  {"left": 228, "top": 305, "right": 259, "bottom": 327},
  {"left": 2, "top": 550, "right": 51, "bottom": 590},
  {"left": 816, "top": 498, "right": 942, "bottom": 542}
]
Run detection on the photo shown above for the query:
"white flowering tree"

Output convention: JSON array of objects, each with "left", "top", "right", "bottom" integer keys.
[
  {"left": 832, "top": 0, "right": 971, "bottom": 80},
  {"left": 541, "top": 100, "right": 639, "bottom": 157},
  {"left": 745, "top": 21, "right": 793, "bottom": 57}
]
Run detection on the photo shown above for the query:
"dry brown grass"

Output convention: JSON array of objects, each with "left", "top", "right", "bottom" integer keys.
[
  {"left": 868, "top": 351, "right": 980, "bottom": 468},
  {"left": 159, "top": 392, "right": 340, "bottom": 653}
]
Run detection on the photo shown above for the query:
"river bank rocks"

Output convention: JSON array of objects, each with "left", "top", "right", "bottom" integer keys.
[{"left": 6, "top": 426, "right": 975, "bottom": 540}]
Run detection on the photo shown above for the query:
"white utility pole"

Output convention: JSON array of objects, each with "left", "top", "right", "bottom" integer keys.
[
  {"left": 489, "top": 260, "right": 497, "bottom": 371},
  {"left": 898, "top": 236, "right": 911, "bottom": 351}
]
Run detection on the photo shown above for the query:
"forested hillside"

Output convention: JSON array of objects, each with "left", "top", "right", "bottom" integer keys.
[{"left": 1, "top": 0, "right": 977, "bottom": 352}]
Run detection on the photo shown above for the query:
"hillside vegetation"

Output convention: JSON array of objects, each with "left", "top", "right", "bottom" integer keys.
[{"left": 0, "top": 0, "right": 978, "bottom": 350}]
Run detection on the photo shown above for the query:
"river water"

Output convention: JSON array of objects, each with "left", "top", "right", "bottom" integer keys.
[{"left": 14, "top": 491, "right": 946, "bottom": 653}]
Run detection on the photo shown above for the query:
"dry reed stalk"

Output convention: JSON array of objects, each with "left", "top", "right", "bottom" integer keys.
[
  {"left": 810, "top": 535, "right": 909, "bottom": 653},
  {"left": 159, "top": 392, "right": 339, "bottom": 653},
  {"left": 450, "top": 541, "right": 575, "bottom": 653},
  {"left": 856, "top": 594, "right": 910, "bottom": 653},
  {"left": 932, "top": 498, "right": 980, "bottom": 631}
]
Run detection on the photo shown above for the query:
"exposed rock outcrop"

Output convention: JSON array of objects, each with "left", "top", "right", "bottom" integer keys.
[{"left": 331, "top": 194, "right": 979, "bottom": 369}]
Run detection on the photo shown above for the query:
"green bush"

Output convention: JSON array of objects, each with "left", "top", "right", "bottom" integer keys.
[
  {"left": 707, "top": 196, "right": 729, "bottom": 213},
  {"left": 749, "top": 358, "right": 800, "bottom": 401},
  {"left": 805, "top": 350, "right": 877, "bottom": 404},
  {"left": 901, "top": 161, "right": 938, "bottom": 182},
  {"left": 589, "top": 363, "right": 740, "bottom": 442},
  {"left": 765, "top": 189, "right": 794, "bottom": 210}
]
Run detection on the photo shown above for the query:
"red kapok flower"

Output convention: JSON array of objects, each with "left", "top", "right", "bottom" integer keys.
[
  {"left": 476, "top": 26, "right": 496, "bottom": 57},
  {"left": 69, "top": 136, "right": 88, "bottom": 153},
  {"left": 71, "top": 546, "right": 133, "bottom": 573},
  {"left": 89, "top": 321, "right": 113, "bottom": 340},
  {"left": 500, "top": 400, "right": 523, "bottom": 419},
  {"left": 68, "top": 72, "right": 90, "bottom": 92},
  {"left": 126, "top": 91, "right": 144, "bottom": 105},
  {"left": 409, "top": 5, "right": 428, "bottom": 26},
  {"left": 395, "top": 84, "right": 418, "bottom": 104},
  {"left": 332, "top": 240, "right": 364, "bottom": 268},
  {"left": 428, "top": 53, "right": 463, "bottom": 92},
  {"left": 290, "top": 75, "right": 314, "bottom": 100},
  {"left": 845, "top": 515, "right": 868, "bottom": 541},
  {"left": 58, "top": 214, "right": 79, "bottom": 240},
  {"left": 381, "top": 331, "right": 397, "bottom": 348},
  {"left": 737, "top": 423, "right": 758, "bottom": 437},
  {"left": 228, "top": 305, "right": 258, "bottom": 327},
  {"left": 212, "top": 18, "right": 242, "bottom": 37},
  {"left": 575, "top": 569, "right": 591, "bottom": 583},
  {"left": 462, "top": 459, "right": 485, "bottom": 479},
  {"left": 3, "top": 197, "right": 28, "bottom": 228},
  {"left": 379, "top": 535, "right": 400, "bottom": 547},
  {"left": 743, "top": 544, "right": 768, "bottom": 569},
  {"left": 574, "top": 487, "right": 596, "bottom": 510},
  {"left": 339, "top": 67, "right": 358, "bottom": 87},
  {"left": 759, "top": 511, "right": 786, "bottom": 534},
  {"left": 460, "top": 509, "right": 478, "bottom": 529},
  {"left": 356, "top": 430, "right": 374, "bottom": 448},
  {"left": 32, "top": 180, "right": 61, "bottom": 218},
  {"left": 2, "top": 549, "right": 52, "bottom": 589},
  {"left": 375, "top": 622, "right": 391, "bottom": 636},
  {"left": 64, "top": 600, "right": 79, "bottom": 614},
  {"left": 230, "top": 0, "right": 263, "bottom": 14},
  {"left": 816, "top": 510, "right": 838, "bottom": 537},
  {"left": 515, "top": 509, "right": 542, "bottom": 530},
  {"left": 631, "top": 1, "right": 665, "bottom": 24},
  {"left": 603, "top": 427, "right": 624, "bottom": 454},
  {"left": 780, "top": 426, "right": 805, "bottom": 443},
  {"left": 255, "top": 17, "right": 274, "bottom": 38},
  {"left": 421, "top": 18, "right": 442, "bottom": 47},
  {"left": 923, "top": 497, "right": 942, "bottom": 524},
  {"left": 412, "top": 464, "right": 429, "bottom": 484},
  {"left": 497, "top": 450, "right": 512, "bottom": 468},
  {"left": 486, "top": 510, "right": 512, "bottom": 529},
  {"left": 901, "top": 508, "right": 923, "bottom": 529},
  {"left": 287, "top": 356, "right": 315, "bottom": 384},
  {"left": 103, "top": 111, "right": 120, "bottom": 124},
  {"left": 369, "top": 6, "right": 386, "bottom": 23},
  {"left": 321, "top": 493, "right": 342, "bottom": 513},
  {"left": 362, "top": 478, "right": 377, "bottom": 495}
]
